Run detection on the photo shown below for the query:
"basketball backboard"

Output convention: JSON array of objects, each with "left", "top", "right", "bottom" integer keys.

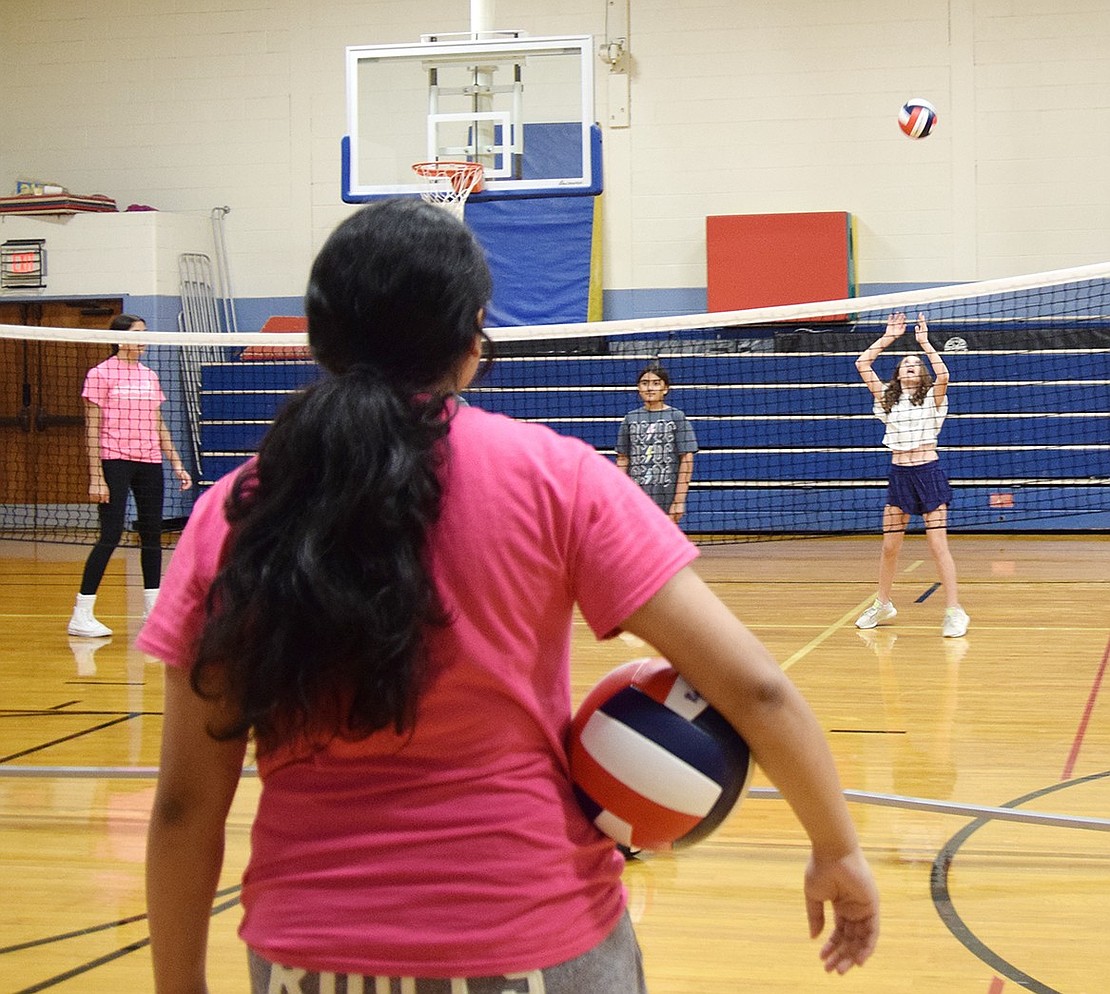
[{"left": 342, "top": 34, "right": 602, "bottom": 203}]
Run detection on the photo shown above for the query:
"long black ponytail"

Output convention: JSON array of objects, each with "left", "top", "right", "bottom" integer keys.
[{"left": 193, "top": 200, "right": 493, "bottom": 749}]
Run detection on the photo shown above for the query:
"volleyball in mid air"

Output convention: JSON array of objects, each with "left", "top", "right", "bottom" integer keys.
[
  {"left": 568, "top": 657, "right": 754, "bottom": 852},
  {"left": 898, "top": 98, "right": 938, "bottom": 139}
]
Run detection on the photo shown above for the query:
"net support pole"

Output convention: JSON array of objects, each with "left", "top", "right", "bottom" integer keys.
[
  {"left": 470, "top": 0, "right": 494, "bottom": 37},
  {"left": 469, "top": 0, "right": 496, "bottom": 165}
]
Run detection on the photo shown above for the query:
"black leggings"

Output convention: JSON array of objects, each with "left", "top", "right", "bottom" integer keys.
[{"left": 79, "top": 459, "right": 164, "bottom": 594}]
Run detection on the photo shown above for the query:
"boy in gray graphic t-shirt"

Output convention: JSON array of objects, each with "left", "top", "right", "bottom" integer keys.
[{"left": 615, "top": 364, "right": 698, "bottom": 523}]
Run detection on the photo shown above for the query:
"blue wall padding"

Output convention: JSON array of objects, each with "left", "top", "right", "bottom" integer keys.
[
  {"left": 476, "top": 122, "right": 583, "bottom": 179},
  {"left": 467, "top": 196, "right": 596, "bottom": 327}
]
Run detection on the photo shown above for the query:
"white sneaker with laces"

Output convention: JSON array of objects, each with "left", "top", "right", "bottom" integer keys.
[
  {"left": 67, "top": 593, "right": 112, "bottom": 638},
  {"left": 855, "top": 599, "right": 897, "bottom": 630},
  {"left": 942, "top": 606, "right": 970, "bottom": 638}
]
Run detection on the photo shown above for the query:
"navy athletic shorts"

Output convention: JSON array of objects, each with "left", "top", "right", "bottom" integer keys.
[{"left": 886, "top": 460, "right": 952, "bottom": 515}]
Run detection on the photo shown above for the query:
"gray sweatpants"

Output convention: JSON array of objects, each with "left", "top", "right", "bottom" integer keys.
[{"left": 247, "top": 910, "right": 648, "bottom": 994}]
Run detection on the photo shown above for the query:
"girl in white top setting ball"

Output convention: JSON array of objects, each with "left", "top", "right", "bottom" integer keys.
[{"left": 854, "top": 312, "right": 969, "bottom": 638}]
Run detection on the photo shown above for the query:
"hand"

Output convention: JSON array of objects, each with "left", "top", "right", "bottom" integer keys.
[
  {"left": 885, "top": 312, "right": 906, "bottom": 340},
  {"left": 804, "top": 847, "right": 880, "bottom": 974},
  {"left": 175, "top": 466, "right": 193, "bottom": 491},
  {"left": 914, "top": 312, "right": 930, "bottom": 345},
  {"left": 89, "top": 478, "right": 109, "bottom": 503},
  {"left": 668, "top": 500, "right": 686, "bottom": 524}
]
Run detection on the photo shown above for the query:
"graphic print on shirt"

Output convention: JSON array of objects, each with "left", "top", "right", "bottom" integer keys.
[{"left": 627, "top": 417, "right": 681, "bottom": 490}]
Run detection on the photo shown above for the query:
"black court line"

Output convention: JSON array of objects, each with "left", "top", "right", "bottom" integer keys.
[
  {"left": 828, "top": 728, "right": 907, "bottom": 735},
  {"left": 0, "top": 709, "right": 161, "bottom": 718},
  {"left": 915, "top": 582, "right": 941, "bottom": 602},
  {"left": 0, "top": 913, "right": 150, "bottom": 955},
  {"left": 65, "top": 680, "right": 146, "bottom": 687},
  {"left": 9, "top": 893, "right": 240, "bottom": 994},
  {"left": 0, "top": 714, "right": 142, "bottom": 763},
  {"left": 49, "top": 701, "right": 81, "bottom": 710},
  {"left": 931, "top": 769, "right": 1110, "bottom": 994},
  {"left": 0, "top": 885, "right": 240, "bottom": 954},
  {"left": 13, "top": 938, "right": 152, "bottom": 994}
]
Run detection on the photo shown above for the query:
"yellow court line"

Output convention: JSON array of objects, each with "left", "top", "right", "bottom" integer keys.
[
  {"left": 780, "top": 555, "right": 929, "bottom": 668},
  {"left": 780, "top": 595, "right": 876, "bottom": 671}
]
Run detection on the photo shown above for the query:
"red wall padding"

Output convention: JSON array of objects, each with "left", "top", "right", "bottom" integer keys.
[{"left": 706, "top": 211, "right": 854, "bottom": 312}]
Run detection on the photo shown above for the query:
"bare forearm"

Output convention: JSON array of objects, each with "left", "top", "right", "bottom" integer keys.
[
  {"left": 675, "top": 454, "right": 693, "bottom": 494},
  {"left": 146, "top": 812, "right": 226, "bottom": 994},
  {"left": 666, "top": 455, "right": 692, "bottom": 517},
  {"left": 920, "top": 342, "right": 948, "bottom": 379},
  {"left": 858, "top": 312, "right": 907, "bottom": 376},
  {"left": 623, "top": 569, "right": 861, "bottom": 858},
  {"left": 855, "top": 332, "right": 895, "bottom": 372},
  {"left": 157, "top": 422, "right": 185, "bottom": 471},
  {"left": 621, "top": 568, "right": 878, "bottom": 970},
  {"left": 86, "top": 438, "right": 102, "bottom": 476},
  {"left": 148, "top": 666, "right": 245, "bottom": 994},
  {"left": 85, "top": 409, "right": 102, "bottom": 475},
  {"left": 734, "top": 681, "right": 860, "bottom": 858}
]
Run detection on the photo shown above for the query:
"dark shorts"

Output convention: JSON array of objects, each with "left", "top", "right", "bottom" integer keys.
[{"left": 886, "top": 460, "right": 952, "bottom": 516}]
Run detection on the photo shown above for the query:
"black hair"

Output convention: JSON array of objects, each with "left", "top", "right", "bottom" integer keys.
[
  {"left": 109, "top": 313, "right": 144, "bottom": 331},
  {"left": 193, "top": 200, "right": 493, "bottom": 750},
  {"left": 637, "top": 363, "right": 670, "bottom": 388},
  {"left": 108, "top": 313, "right": 144, "bottom": 354}
]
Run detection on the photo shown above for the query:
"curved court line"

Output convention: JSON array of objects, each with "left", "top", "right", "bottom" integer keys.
[{"left": 930, "top": 769, "right": 1110, "bottom": 994}]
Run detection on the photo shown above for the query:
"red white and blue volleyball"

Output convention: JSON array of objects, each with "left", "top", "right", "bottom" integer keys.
[
  {"left": 899, "top": 97, "right": 938, "bottom": 139},
  {"left": 569, "top": 657, "right": 754, "bottom": 851}
]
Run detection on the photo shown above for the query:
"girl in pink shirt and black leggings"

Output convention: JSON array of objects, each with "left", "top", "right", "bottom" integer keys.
[{"left": 67, "top": 314, "right": 192, "bottom": 638}]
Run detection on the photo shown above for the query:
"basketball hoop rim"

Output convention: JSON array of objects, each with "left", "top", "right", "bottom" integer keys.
[{"left": 412, "top": 160, "right": 485, "bottom": 195}]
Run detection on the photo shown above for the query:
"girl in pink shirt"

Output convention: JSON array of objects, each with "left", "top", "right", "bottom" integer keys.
[
  {"left": 142, "top": 200, "right": 878, "bottom": 993},
  {"left": 67, "top": 314, "right": 192, "bottom": 638}
]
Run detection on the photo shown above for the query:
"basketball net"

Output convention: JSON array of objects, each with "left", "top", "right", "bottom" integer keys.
[{"left": 412, "top": 161, "right": 485, "bottom": 222}]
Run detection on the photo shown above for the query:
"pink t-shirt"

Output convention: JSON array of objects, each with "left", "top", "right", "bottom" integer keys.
[
  {"left": 81, "top": 356, "right": 165, "bottom": 462},
  {"left": 138, "top": 404, "right": 698, "bottom": 977}
]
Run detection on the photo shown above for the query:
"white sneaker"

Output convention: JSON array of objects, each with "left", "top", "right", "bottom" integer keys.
[
  {"left": 942, "top": 607, "right": 970, "bottom": 638},
  {"left": 67, "top": 594, "right": 113, "bottom": 638},
  {"left": 855, "top": 599, "right": 897, "bottom": 630},
  {"left": 143, "top": 588, "right": 159, "bottom": 621}
]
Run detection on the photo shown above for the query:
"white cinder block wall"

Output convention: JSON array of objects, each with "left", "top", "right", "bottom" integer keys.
[{"left": 2, "top": 0, "right": 1109, "bottom": 321}]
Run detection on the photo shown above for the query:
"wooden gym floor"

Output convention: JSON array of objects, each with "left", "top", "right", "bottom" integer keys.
[{"left": 1, "top": 532, "right": 1108, "bottom": 993}]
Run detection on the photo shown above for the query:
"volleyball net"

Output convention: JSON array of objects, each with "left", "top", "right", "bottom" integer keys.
[{"left": 2, "top": 261, "right": 1109, "bottom": 546}]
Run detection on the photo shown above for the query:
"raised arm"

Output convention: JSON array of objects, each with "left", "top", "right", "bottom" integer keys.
[
  {"left": 855, "top": 312, "right": 906, "bottom": 401},
  {"left": 621, "top": 568, "right": 879, "bottom": 974},
  {"left": 914, "top": 313, "right": 949, "bottom": 405}
]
